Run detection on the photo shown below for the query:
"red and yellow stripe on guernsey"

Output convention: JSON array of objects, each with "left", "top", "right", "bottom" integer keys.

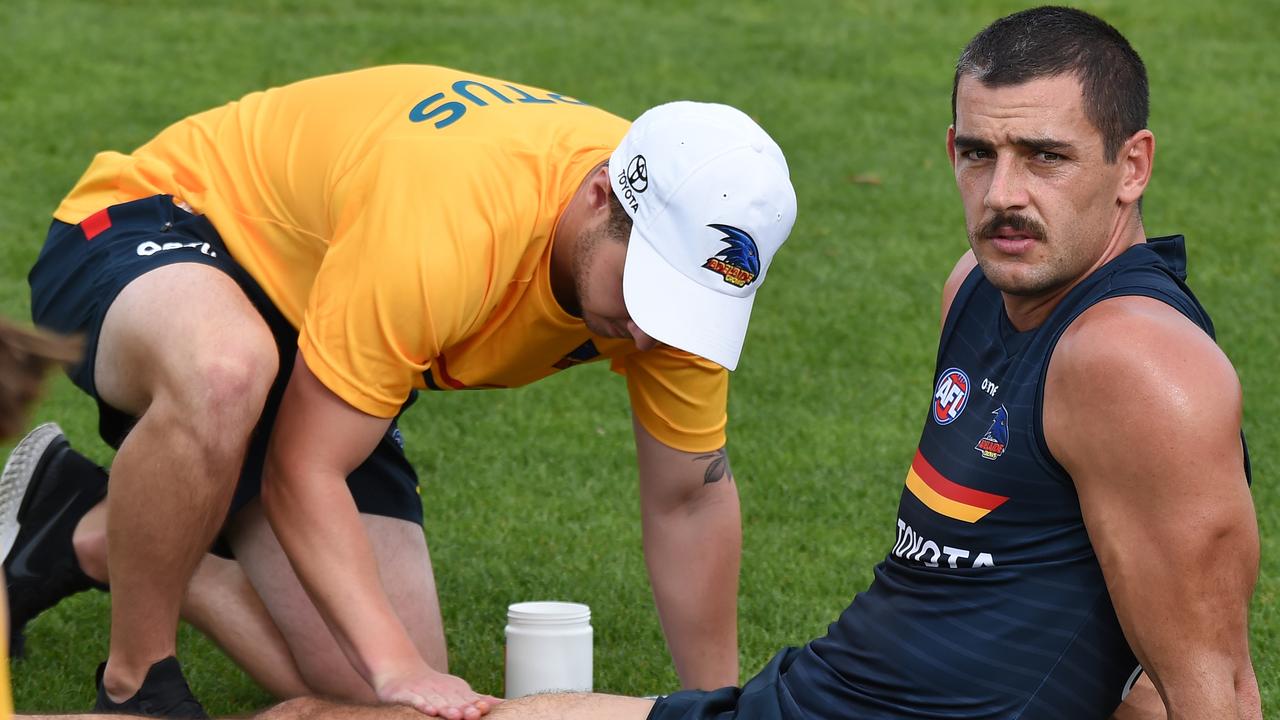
[{"left": 905, "top": 450, "right": 1009, "bottom": 523}]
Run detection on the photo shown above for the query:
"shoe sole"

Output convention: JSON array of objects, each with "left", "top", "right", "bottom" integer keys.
[{"left": 0, "top": 422, "right": 64, "bottom": 559}]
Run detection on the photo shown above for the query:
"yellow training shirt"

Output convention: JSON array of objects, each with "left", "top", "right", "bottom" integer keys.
[{"left": 54, "top": 65, "right": 727, "bottom": 451}]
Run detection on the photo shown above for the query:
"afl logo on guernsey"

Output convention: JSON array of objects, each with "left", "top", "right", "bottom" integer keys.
[{"left": 932, "top": 368, "right": 970, "bottom": 425}]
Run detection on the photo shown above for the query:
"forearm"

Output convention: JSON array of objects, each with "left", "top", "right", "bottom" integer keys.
[
  {"left": 1152, "top": 655, "right": 1261, "bottom": 720},
  {"left": 642, "top": 481, "right": 741, "bottom": 690},
  {"left": 262, "top": 467, "right": 424, "bottom": 686},
  {"left": 1116, "top": 519, "right": 1260, "bottom": 720},
  {"left": 1094, "top": 497, "right": 1260, "bottom": 719}
]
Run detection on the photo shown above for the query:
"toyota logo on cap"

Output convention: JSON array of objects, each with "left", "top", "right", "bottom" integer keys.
[{"left": 627, "top": 155, "right": 649, "bottom": 192}]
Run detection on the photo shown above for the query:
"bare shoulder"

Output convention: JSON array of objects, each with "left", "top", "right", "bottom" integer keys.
[
  {"left": 1051, "top": 295, "right": 1239, "bottom": 393},
  {"left": 1044, "top": 295, "right": 1242, "bottom": 476},
  {"left": 940, "top": 250, "right": 979, "bottom": 325}
]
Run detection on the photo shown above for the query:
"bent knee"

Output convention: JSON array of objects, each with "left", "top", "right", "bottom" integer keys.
[
  {"left": 133, "top": 348, "right": 275, "bottom": 471},
  {"left": 188, "top": 348, "right": 277, "bottom": 420},
  {"left": 164, "top": 338, "right": 276, "bottom": 421},
  {"left": 97, "top": 263, "right": 279, "bottom": 413},
  {"left": 72, "top": 516, "right": 109, "bottom": 583}
]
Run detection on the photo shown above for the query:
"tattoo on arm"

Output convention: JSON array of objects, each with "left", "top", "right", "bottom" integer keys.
[{"left": 695, "top": 448, "right": 732, "bottom": 485}]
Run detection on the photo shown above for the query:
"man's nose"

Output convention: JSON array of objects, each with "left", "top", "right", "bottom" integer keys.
[{"left": 985, "top": 156, "right": 1030, "bottom": 213}]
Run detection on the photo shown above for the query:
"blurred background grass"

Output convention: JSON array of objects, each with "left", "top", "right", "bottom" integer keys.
[{"left": 1, "top": 0, "right": 1275, "bottom": 714}]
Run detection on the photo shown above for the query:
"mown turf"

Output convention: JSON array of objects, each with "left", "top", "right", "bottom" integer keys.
[{"left": 1, "top": 0, "right": 1275, "bottom": 714}]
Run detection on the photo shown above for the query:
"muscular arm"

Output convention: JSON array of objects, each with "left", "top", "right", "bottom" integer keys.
[
  {"left": 940, "top": 250, "right": 978, "bottom": 326},
  {"left": 262, "top": 354, "right": 486, "bottom": 718},
  {"left": 1044, "top": 298, "right": 1261, "bottom": 720},
  {"left": 633, "top": 416, "right": 741, "bottom": 690}
]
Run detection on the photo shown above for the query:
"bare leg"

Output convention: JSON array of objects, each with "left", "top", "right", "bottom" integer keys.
[
  {"left": 252, "top": 693, "right": 655, "bottom": 720},
  {"left": 21, "top": 692, "right": 653, "bottom": 720},
  {"left": 93, "top": 264, "right": 278, "bottom": 701},
  {"left": 71, "top": 501, "right": 109, "bottom": 583},
  {"left": 488, "top": 693, "right": 655, "bottom": 720},
  {"left": 228, "top": 501, "right": 450, "bottom": 701},
  {"left": 182, "top": 554, "right": 310, "bottom": 698},
  {"left": 72, "top": 452, "right": 310, "bottom": 699}
]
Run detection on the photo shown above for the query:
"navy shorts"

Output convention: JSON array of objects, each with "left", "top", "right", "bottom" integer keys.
[
  {"left": 28, "top": 195, "right": 423, "bottom": 539},
  {"left": 648, "top": 647, "right": 799, "bottom": 720}
]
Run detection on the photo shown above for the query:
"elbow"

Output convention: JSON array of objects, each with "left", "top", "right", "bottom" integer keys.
[
  {"left": 651, "top": 478, "right": 739, "bottom": 520},
  {"left": 644, "top": 483, "right": 742, "bottom": 539}
]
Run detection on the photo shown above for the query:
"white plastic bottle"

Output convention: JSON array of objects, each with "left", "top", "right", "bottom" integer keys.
[{"left": 504, "top": 601, "right": 593, "bottom": 698}]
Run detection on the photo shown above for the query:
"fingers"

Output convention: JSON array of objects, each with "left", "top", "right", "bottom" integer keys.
[
  {"left": 378, "top": 669, "right": 498, "bottom": 718},
  {"left": 386, "top": 690, "right": 493, "bottom": 719},
  {"left": 382, "top": 689, "right": 437, "bottom": 716}
]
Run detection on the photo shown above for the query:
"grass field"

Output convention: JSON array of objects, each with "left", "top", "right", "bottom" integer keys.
[{"left": 1, "top": 0, "right": 1276, "bottom": 714}]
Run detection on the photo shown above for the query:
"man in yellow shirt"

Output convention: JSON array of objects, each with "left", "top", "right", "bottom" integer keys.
[{"left": 2, "top": 66, "right": 796, "bottom": 718}]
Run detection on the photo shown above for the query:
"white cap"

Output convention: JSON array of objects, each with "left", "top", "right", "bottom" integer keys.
[{"left": 609, "top": 101, "right": 797, "bottom": 371}]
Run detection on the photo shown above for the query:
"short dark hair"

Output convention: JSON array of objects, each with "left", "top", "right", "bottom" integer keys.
[
  {"left": 951, "top": 6, "right": 1148, "bottom": 162},
  {"left": 605, "top": 187, "right": 633, "bottom": 243}
]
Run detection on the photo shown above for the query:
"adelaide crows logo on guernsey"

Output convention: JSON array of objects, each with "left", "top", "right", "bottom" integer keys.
[
  {"left": 975, "top": 405, "right": 1009, "bottom": 460},
  {"left": 932, "top": 368, "right": 970, "bottom": 425},
  {"left": 702, "top": 224, "right": 760, "bottom": 288}
]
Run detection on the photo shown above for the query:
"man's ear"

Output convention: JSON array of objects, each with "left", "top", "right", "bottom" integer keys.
[
  {"left": 1117, "top": 129, "right": 1155, "bottom": 205},
  {"left": 588, "top": 165, "right": 614, "bottom": 212}
]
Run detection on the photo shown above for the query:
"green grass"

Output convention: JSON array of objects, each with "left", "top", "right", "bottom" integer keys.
[{"left": 2, "top": 0, "right": 1276, "bottom": 714}]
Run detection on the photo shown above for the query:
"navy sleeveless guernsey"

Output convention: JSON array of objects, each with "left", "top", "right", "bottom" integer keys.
[{"left": 777, "top": 236, "right": 1246, "bottom": 719}]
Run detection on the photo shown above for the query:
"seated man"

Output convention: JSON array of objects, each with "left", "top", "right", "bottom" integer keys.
[{"left": 255, "top": 6, "right": 1262, "bottom": 720}]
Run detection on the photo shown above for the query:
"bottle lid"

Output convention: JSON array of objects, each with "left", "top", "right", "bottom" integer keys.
[{"left": 507, "top": 601, "right": 591, "bottom": 626}]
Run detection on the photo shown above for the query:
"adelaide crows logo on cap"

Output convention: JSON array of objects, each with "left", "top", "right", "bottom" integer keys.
[
  {"left": 975, "top": 405, "right": 1009, "bottom": 460},
  {"left": 932, "top": 368, "right": 969, "bottom": 425},
  {"left": 702, "top": 224, "right": 760, "bottom": 288}
]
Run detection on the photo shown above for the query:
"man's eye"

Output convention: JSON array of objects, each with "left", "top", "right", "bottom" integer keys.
[
  {"left": 964, "top": 149, "right": 992, "bottom": 160},
  {"left": 1037, "top": 151, "right": 1063, "bottom": 163}
]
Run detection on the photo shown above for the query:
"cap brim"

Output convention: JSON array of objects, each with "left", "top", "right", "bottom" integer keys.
[{"left": 622, "top": 227, "right": 755, "bottom": 371}]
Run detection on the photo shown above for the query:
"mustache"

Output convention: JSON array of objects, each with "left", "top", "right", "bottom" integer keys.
[{"left": 976, "top": 212, "right": 1046, "bottom": 241}]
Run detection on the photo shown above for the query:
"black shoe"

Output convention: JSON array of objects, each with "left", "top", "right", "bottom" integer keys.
[
  {"left": 1, "top": 422, "right": 109, "bottom": 657},
  {"left": 95, "top": 656, "right": 209, "bottom": 718}
]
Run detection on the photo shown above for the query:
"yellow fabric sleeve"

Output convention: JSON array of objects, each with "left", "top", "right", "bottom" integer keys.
[{"left": 616, "top": 347, "right": 728, "bottom": 452}]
